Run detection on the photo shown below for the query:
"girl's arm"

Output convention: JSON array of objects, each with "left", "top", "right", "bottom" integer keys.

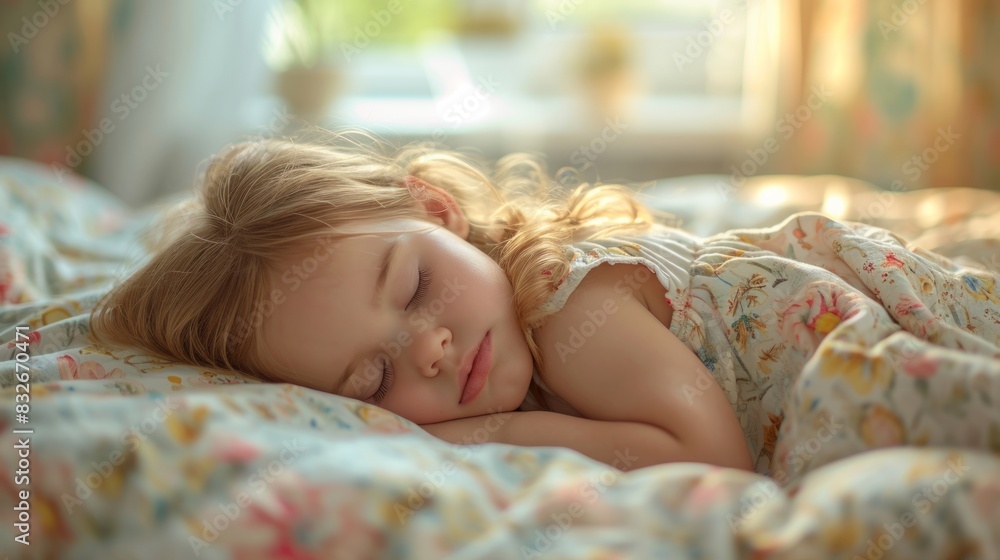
[
  {"left": 422, "top": 410, "right": 696, "bottom": 472},
  {"left": 493, "top": 410, "right": 712, "bottom": 471}
]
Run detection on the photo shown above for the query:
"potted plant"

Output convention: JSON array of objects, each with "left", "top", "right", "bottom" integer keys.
[{"left": 268, "top": 0, "right": 344, "bottom": 121}]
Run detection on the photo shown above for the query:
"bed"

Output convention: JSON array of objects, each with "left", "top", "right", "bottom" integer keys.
[{"left": 2, "top": 156, "right": 999, "bottom": 559}]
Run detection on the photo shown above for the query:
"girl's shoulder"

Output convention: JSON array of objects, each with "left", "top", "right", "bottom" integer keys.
[
  {"left": 522, "top": 260, "right": 661, "bottom": 417},
  {"left": 530, "top": 247, "right": 730, "bottom": 447},
  {"left": 521, "top": 225, "right": 696, "bottom": 415}
]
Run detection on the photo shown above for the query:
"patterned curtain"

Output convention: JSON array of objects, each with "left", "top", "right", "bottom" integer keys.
[
  {"left": 743, "top": 0, "right": 1000, "bottom": 190},
  {"left": 0, "top": 0, "right": 129, "bottom": 177}
]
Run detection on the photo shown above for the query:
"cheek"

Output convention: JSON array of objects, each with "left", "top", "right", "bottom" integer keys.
[
  {"left": 382, "top": 383, "right": 451, "bottom": 423},
  {"left": 470, "top": 261, "right": 513, "bottom": 300}
]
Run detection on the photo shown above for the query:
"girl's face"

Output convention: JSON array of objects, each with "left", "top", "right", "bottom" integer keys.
[{"left": 262, "top": 212, "right": 535, "bottom": 425}]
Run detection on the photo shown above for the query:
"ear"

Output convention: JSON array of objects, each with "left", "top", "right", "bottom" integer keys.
[{"left": 404, "top": 176, "right": 470, "bottom": 240}]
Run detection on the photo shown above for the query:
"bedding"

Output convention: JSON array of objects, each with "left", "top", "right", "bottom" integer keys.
[{"left": 2, "top": 158, "right": 999, "bottom": 559}]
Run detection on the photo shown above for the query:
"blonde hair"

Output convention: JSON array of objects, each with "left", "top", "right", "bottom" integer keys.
[{"left": 89, "top": 129, "right": 670, "bottom": 407}]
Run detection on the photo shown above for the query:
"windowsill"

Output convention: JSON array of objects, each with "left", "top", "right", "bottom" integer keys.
[
  {"left": 325, "top": 93, "right": 745, "bottom": 148},
  {"left": 307, "top": 28, "right": 749, "bottom": 158}
]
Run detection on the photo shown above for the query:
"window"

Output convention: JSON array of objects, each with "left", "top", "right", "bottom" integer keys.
[{"left": 266, "top": 0, "right": 749, "bottom": 174}]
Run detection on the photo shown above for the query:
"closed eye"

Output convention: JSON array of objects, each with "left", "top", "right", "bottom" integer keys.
[
  {"left": 407, "top": 266, "right": 431, "bottom": 311},
  {"left": 364, "top": 267, "right": 429, "bottom": 404},
  {"left": 368, "top": 359, "right": 394, "bottom": 404}
]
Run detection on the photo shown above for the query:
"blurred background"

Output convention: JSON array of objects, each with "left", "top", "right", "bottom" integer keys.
[{"left": 1, "top": 0, "right": 998, "bottom": 208}]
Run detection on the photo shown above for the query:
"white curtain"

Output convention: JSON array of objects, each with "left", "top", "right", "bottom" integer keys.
[{"left": 90, "top": 0, "right": 279, "bottom": 207}]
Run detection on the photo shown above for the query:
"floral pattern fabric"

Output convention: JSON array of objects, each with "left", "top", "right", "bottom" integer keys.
[
  {"left": 671, "top": 213, "right": 1000, "bottom": 487},
  {"left": 536, "top": 213, "right": 1000, "bottom": 488}
]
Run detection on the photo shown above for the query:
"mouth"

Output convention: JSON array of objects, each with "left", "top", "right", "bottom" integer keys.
[{"left": 460, "top": 331, "right": 493, "bottom": 405}]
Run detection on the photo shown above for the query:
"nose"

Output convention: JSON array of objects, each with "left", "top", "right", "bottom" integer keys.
[{"left": 416, "top": 326, "right": 451, "bottom": 378}]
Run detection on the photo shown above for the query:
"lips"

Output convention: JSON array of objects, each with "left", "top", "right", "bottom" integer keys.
[{"left": 460, "top": 331, "right": 492, "bottom": 404}]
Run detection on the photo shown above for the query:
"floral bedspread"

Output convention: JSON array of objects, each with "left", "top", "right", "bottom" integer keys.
[
  {"left": 2, "top": 159, "right": 1000, "bottom": 559},
  {"left": 662, "top": 213, "right": 1000, "bottom": 489}
]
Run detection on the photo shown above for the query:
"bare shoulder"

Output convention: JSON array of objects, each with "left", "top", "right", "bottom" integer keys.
[
  {"left": 532, "top": 261, "right": 671, "bottom": 396},
  {"left": 532, "top": 262, "right": 752, "bottom": 468}
]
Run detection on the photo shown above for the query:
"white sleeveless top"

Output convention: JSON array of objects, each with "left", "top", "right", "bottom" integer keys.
[{"left": 517, "top": 223, "right": 701, "bottom": 415}]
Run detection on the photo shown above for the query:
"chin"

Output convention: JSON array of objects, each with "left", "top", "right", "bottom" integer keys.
[{"left": 501, "top": 368, "right": 533, "bottom": 412}]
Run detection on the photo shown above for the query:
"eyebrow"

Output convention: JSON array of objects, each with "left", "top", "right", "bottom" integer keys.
[
  {"left": 374, "top": 238, "right": 400, "bottom": 307},
  {"left": 333, "top": 237, "right": 400, "bottom": 396}
]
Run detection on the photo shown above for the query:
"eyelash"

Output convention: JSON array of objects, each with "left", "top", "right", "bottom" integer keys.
[
  {"left": 407, "top": 266, "right": 432, "bottom": 311},
  {"left": 370, "top": 266, "right": 431, "bottom": 404},
  {"left": 370, "top": 359, "right": 394, "bottom": 404}
]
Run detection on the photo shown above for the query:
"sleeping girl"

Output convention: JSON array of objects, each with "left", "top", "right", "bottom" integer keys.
[{"left": 88, "top": 132, "right": 1000, "bottom": 480}]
